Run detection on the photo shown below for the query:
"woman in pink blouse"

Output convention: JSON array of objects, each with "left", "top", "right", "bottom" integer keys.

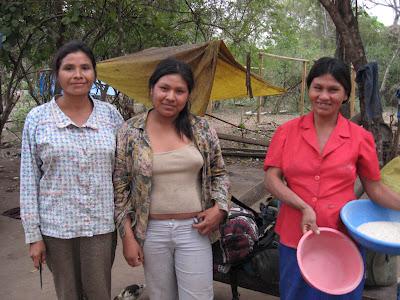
[{"left": 264, "top": 57, "right": 400, "bottom": 300}]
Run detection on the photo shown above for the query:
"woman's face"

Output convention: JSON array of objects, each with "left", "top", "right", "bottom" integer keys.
[
  {"left": 57, "top": 51, "right": 95, "bottom": 98},
  {"left": 150, "top": 74, "right": 190, "bottom": 119},
  {"left": 308, "top": 73, "right": 347, "bottom": 118}
]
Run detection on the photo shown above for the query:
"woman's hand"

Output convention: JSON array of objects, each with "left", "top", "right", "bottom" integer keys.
[
  {"left": 121, "top": 216, "right": 143, "bottom": 267},
  {"left": 193, "top": 203, "right": 226, "bottom": 235},
  {"left": 29, "top": 240, "right": 46, "bottom": 269},
  {"left": 122, "top": 235, "right": 144, "bottom": 267},
  {"left": 301, "top": 206, "right": 320, "bottom": 235}
]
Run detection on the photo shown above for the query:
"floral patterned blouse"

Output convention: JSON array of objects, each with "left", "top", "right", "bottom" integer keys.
[{"left": 113, "top": 111, "right": 230, "bottom": 246}]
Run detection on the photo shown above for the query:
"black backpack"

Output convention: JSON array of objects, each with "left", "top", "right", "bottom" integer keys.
[
  {"left": 219, "top": 205, "right": 260, "bottom": 265},
  {"left": 213, "top": 196, "right": 279, "bottom": 300}
]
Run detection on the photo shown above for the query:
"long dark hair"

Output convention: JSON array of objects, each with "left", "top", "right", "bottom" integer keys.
[
  {"left": 52, "top": 40, "right": 97, "bottom": 79},
  {"left": 306, "top": 57, "right": 351, "bottom": 100},
  {"left": 149, "top": 58, "right": 194, "bottom": 140}
]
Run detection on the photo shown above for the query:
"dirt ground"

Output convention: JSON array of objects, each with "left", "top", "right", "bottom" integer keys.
[{"left": 0, "top": 109, "right": 282, "bottom": 300}]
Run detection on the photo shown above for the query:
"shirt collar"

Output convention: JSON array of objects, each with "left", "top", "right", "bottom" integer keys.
[
  {"left": 131, "top": 110, "right": 148, "bottom": 130},
  {"left": 300, "top": 112, "right": 350, "bottom": 138},
  {"left": 51, "top": 96, "right": 99, "bottom": 129}
]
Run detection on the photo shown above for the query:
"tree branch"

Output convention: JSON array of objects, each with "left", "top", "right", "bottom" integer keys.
[
  {"left": 6, "top": 13, "right": 64, "bottom": 100},
  {"left": 20, "top": 63, "right": 41, "bottom": 105}
]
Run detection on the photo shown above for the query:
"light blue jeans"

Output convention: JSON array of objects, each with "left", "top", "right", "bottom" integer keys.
[{"left": 143, "top": 218, "right": 213, "bottom": 300}]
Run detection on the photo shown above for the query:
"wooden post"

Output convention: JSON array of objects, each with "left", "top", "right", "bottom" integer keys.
[
  {"left": 350, "top": 66, "right": 356, "bottom": 117},
  {"left": 206, "top": 99, "right": 213, "bottom": 114},
  {"left": 257, "top": 52, "right": 264, "bottom": 123},
  {"left": 299, "top": 61, "right": 307, "bottom": 115},
  {"left": 258, "top": 53, "right": 309, "bottom": 116}
]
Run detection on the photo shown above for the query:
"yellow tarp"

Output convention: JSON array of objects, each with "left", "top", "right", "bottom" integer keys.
[
  {"left": 97, "top": 40, "right": 285, "bottom": 115},
  {"left": 381, "top": 156, "right": 400, "bottom": 195}
]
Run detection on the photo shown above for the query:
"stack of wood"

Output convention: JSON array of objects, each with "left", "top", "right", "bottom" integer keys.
[{"left": 217, "top": 132, "right": 269, "bottom": 158}]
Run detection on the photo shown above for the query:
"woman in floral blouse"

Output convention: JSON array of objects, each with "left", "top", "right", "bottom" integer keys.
[{"left": 114, "top": 58, "right": 230, "bottom": 300}]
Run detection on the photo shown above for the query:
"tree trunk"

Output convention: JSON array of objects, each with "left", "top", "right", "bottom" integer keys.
[
  {"left": 318, "top": 1, "right": 367, "bottom": 67},
  {"left": 55, "top": 0, "right": 66, "bottom": 49},
  {"left": 318, "top": 0, "right": 393, "bottom": 165},
  {"left": 334, "top": 3, "right": 351, "bottom": 119},
  {"left": 380, "top": 45, "right": 400, "bottom": 95},
  {"left": 0, "top": 61, "right": 21, "bottom": 145},
  {"left": 0, "top": 117, "right": 7, "bottom": 145},
  {"left": 319, "top": 0, "right": 368, "bottom": 123},
  {"left": 0, "top": 95, "right": 19, "bottom": 145}
]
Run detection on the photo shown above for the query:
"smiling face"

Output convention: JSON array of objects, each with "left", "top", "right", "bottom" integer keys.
[
  {"left": 150, "top": 73, "right": 190, "bottom": 119},
  {"left": 57, "top": 51, "right": 95, "bottom": 98},
  {"left": 308, "top": 73, "right": 347, "bottom": 119}
]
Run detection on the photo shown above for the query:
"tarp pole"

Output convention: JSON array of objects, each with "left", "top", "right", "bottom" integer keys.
[
  {"left": 350, "top": 65, "right": 356, "bottom": 117},
  {"left": 261, "top": 52, "right": 309, "bottom": 116},
  {"left": 299, "top": 61, "right": 307, "bottom": 115},
  {"left": 257, "top": 52, "right": 265, "bottom": 123},
  {"left": 207, "top": 99, "right": 213, "bottom": 114}
]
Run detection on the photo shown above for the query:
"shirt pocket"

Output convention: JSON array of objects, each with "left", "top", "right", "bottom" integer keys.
[
  {"left": 316, "top": 203, "right": 340, "bottom": 229},
  {"left": 36, "top": 125, "right": 58, "bottom": 169}
]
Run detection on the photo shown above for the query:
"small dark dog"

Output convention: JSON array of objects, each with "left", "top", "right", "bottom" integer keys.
[{"left": 113, "top": 284, "right": 145, "bottom": 300}]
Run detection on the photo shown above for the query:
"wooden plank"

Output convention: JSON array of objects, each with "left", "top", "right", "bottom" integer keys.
[
  {"left": 261, "top": 52, "right": 309, "bottom": 62},
  {"left": 222, "top": 151, "right": 265, "bottom": 158},
  {"left": 217, "top": 132, "right": 270, "bottom": 147},
  {"left": 238, "top": 180, "right": 268, "bottom": 207},
  {"left": 222, "top": 147, "right": 266, "bottom": 153}
]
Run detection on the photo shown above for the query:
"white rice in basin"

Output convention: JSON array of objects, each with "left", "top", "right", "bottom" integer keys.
[{"left": 357, "top": 221, "right": 400, "bottom": 243}]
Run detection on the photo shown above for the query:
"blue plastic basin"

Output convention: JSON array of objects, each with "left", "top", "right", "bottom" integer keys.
[{"left": 340, "top": 199, "right": 400, "bottom": 255}]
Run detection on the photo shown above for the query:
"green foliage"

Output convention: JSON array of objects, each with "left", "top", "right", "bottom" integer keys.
[
  {"left": 1, "top": 1, "right": 59, "bottom": 67},
  {"left": 9, "top": 93, "right": 37, "bottom": 132},
  {"left": 358, "top": 10, "right": 400, "bottom": 105},
  {"left": 238, "top": 122, "right": 246, "bottom": 130},
  {"left": 1, "top": 0, "right": 399, "bottom": 135}
]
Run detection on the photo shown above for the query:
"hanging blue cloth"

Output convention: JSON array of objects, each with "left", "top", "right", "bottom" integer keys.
[
  {"left": 50, "top": 74, "right": 56, "bottom": 97},
  {"left": 39, "top": 72, "right": 46, "bottom": 97},
  {"left": 356, "top": 62, "right": 383, "bottom": 121}
]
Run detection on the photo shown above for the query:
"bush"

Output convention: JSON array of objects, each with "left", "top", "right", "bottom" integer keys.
[{"left": 9, "top": 91, "right": 37, "bottom": 133}]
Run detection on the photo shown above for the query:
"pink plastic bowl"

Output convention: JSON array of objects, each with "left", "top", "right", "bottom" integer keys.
[{"left": 297, "top": 227, "right": 364, "bottom": 295}]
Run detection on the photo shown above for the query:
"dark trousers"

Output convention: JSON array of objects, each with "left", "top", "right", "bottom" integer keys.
[
  {"left": 43, "top": 231, "right": 117, "bottom": 300},
  {"left": 279, "top": 243, "right": 365, "bottom": 300}
]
